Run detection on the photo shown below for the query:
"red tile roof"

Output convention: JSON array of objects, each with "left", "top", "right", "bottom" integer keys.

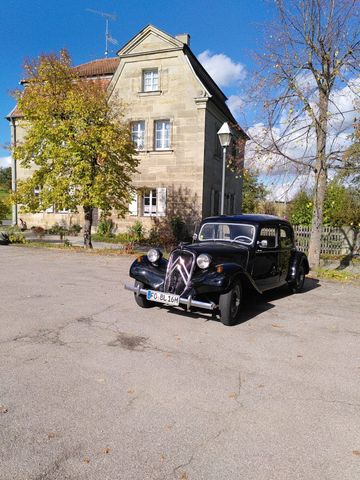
[{"left": 73, "top": 57, "right": 119, "bottom": 77}]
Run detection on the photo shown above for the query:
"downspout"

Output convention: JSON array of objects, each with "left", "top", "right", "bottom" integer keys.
[{"left": 11, "top": 118, "right": 17, "bottom": 226}]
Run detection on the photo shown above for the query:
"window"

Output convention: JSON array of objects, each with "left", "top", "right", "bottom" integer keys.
[
  {"left": 143, "top": 69, "right": 159, "bottom": 92},
  {"left": 258, "top": 227, "right": 277, "bottom": 248},
  {"left": 155, "top": 120, "right": 171, "bottom": 150},
  {"left": 143, "top": 187, "right": 166, "bottom": 216},
  {"left": 131, "top": 121, "right": 145, "bottom": 150},
  {"left": 280, "top": 226, "right": 294, "bottom": 248},
  {"left": 198, "top": 223, "right": 255, "bottom": 245},
  {"left": 143, "top": 189, "right": 157, "bottom": 216}
]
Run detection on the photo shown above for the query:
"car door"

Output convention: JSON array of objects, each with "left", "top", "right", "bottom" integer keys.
[
  {"left": 252, "top": 225, "right": 280, "bottom": 291},
  {"left": 278, "top": 224, "right": 295, "bottom": 284}
]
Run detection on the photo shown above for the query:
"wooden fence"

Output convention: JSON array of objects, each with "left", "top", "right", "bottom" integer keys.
[{"left": 293, "top": 225, "right": 360, "bottom": 256}]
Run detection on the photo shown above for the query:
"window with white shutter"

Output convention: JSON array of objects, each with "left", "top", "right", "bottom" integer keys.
[
  {"left": 129, "top": 192, "right": 138, "bottom": 216},
  {"left": 156, "top": 187, "right": 166, "bottom": 216}
]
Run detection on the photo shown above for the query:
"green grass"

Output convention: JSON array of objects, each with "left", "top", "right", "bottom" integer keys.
[{"left": 314, "top": 268, "right": 360, "bottom": 283}]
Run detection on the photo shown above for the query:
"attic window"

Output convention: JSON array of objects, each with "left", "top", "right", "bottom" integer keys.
[{"left": 143, "top": 69, "right": 159, "bottom": 92}]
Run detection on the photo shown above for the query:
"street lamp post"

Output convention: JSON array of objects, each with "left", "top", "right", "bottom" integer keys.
[{"left": 217, "top": 122, "right": 232, "bottom": 215}]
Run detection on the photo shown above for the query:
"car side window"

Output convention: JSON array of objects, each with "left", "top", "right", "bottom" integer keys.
[
  {"left": 279, "top": 226, "right": 294, "bottom": 249},
  {"left": 258, "top": 227, "right": 277, "bottom": 248}
]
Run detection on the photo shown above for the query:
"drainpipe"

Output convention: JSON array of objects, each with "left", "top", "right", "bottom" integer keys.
[{"left": 11, "top": 118, "right": 17, "bottom": 226}]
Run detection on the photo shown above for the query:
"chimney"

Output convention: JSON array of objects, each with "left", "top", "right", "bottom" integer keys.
[{"left": 175, "top": 33, "right": 190, "bottom": 46}]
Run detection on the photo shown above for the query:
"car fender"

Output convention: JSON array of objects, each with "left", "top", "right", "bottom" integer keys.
[
  {"left": 214, "top": 262, "right": 262, "bottom": 295},
  {"left": 129, "top": 255, "right": 168, "bottom": 291},
  {"left": 287, "top": 251, "right": 310, "bottom": 282}
]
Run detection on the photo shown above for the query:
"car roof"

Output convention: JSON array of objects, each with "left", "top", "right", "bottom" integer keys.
[{"left": 202, "top": 214, "right": 290, "bottom": 225}]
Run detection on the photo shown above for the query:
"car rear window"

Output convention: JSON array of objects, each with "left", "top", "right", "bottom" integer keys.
[{"left": 198, "top": 223, "right": 255, "bottom": 245}]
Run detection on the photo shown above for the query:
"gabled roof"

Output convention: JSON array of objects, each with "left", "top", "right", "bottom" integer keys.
[
  {"left": 115, "top": 24, "right": 248, "bottom": 139},
  {"left": 117, "top": 24, "right": 184, "bottom": 56}
]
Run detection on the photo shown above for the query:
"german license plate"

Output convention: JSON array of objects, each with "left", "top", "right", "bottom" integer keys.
[{"left": 146, "top": 290, "right": 180, "bottom": 306}]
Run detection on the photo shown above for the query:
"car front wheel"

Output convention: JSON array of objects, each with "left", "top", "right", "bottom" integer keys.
[
  {"left": 219, "top": 282, "right": 242, "bottom": 326},
  {"left": 289, "top": 263, "right": 305, "bottom": 293},
  {"left": 133, "top": 281, "right": 155, "bottom": 308}
]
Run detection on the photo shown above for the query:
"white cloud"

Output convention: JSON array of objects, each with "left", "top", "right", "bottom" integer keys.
[
  {"left": 227, "top": 94, "right": 244, "bottom": 117},
  {"left": 261, "top": 173, "right": 313, "bottom": 202},
  {"left": 245, "top": 76, "right": 360, "bottom": 179},
  {"left": 197, "top": 50, "right": 246, "bottom": 87},
  {"left": 0, "top": 156, "right": 11, "bottom": 168}
]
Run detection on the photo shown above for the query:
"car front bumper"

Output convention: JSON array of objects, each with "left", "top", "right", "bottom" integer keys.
[{"left": 124, "top": 283, "right": 217, "bottom": 311}]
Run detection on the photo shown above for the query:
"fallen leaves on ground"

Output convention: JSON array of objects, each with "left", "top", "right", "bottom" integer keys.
[{"left": 0, "top": 405, "right": 8, "bottom": 414}]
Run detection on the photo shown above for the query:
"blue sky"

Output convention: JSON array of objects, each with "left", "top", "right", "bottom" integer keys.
[{"left": 0, "top": 0, "right": 274, "bottom": 165}]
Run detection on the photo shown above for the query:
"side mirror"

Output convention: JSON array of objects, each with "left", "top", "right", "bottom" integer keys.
[
  {"left": 257, "top": 239, "right": 268, "bottom": 248},
  {"left": 192, "top": 233, "right": 198, "bottom": 242}
]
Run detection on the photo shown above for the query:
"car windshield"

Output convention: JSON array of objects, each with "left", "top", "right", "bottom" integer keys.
[{"left": 198, "top": 223, "right": 255, "bottom": 245}]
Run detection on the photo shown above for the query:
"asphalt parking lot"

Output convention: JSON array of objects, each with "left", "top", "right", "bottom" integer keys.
[{"left": 1, "top": 246, "right": 359, "bottom": 480}]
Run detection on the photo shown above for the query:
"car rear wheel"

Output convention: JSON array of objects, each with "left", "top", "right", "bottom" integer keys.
[
  {"left": 133, "top": 281, "right": 155, "bottom": 308},
  {"left": 219, "top": 282, "right": 242, "bottom": 326},
  {"left": 289, "top": 263, "right": 305, "bottom": 293}
]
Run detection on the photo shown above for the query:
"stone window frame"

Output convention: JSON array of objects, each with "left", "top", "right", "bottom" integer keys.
[
  {"left": 131, "top": 120, "right": 146, "bottom": 151},
  {"left": 154, "top": 119, "right": 171, "bottom": 151},
  {"left": 142, "top": 68, "right": 159, "bottom": 92}
]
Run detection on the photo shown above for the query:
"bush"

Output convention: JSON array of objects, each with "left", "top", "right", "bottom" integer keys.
[
  {"left": 69, "top": 224, "right": 81, "bottom": 235},
  {"left": 97, "top": 218, "right": 114, "bottom": 237},
  {"left": 148, "top": 218, "right": 177, "bottom": 250},
  {"left": 6, "top": 226, "right": 26, "bottom": 244},
  {"left": 127, "top": 220, "right": 144, "bottom": 242},
  {"left": 170, "top": 215, "right": 186, "bottom": 241},
  {"left": 47, "top": 223, "right": 67, "bottom": 239}
]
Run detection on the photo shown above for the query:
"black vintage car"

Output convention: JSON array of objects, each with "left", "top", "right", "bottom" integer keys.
[{"left": 125, "top": 214, "right": 309, "bottom": 326}]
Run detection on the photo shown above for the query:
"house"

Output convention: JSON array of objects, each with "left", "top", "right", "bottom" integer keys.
[{"left": 7, "top": 25, "right": 248, "bottom": 233}]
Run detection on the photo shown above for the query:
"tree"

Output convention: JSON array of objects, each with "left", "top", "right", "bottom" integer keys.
[
  {"left": 0, "top": 167, "right": 11, "bottom": 190},
  {"left": 287, "top": 180, "right": 360, "bottom": 227},
  {"left": 12, "top": 50, "right": 137, "bottom": 247},
  {"left": 0, "top": 199, "right": 10, "bottom": 220},
  {"left": 287, "top": 191, "right": 313, "bottom": 226},
  {"left": 248, "top": 0, "right": 360, "bottom": 269},
  {"left": 241, "top": 169, "right": 268, "bottom": 213},
  {"left": 343, "top": 117, "right": 360, "bottom": 185}
]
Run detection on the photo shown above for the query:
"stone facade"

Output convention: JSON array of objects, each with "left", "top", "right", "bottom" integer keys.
[{"left": 8, "top": 25, "right": 248, "bottom": 233}]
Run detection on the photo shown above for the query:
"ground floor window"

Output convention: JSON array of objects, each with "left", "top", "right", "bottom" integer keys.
[
  {"left": 128, "top": 187, "right": 166, "bottom": 217},
  {"left": 143, "top": 188, "right": 157, "bottom": 216}
]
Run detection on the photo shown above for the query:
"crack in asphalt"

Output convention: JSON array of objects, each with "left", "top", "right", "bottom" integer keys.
[
  {"left": 31, "top": 445, "right": 81, "bottom": 480},
  {"left": 172, "top": 428, "right": 226, "bottom": 479}
]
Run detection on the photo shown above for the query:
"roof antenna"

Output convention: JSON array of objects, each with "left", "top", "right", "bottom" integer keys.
[{"left": 86, "top": 9, "right": 118, "bottom": 57}]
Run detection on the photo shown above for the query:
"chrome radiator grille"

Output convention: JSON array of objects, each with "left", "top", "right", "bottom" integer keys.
[{"left": 164, "top": 249, "right": 196, "bottom": 296}]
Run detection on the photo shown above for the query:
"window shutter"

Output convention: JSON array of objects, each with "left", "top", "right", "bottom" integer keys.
[
  {"left": 157, "top": 187, "right": 166, "bottom": 216},
  {"left": 129, "top": 192, "right": 138, "bottom": 216}
]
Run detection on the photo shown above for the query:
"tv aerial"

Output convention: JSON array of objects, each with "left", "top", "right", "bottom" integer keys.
[{"left": 86, "top": 8, "right": 118, "bottom": 57}]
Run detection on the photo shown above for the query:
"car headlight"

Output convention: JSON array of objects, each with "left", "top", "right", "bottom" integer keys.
[
  {"left": 147, "top": 248, "right": 161, "bottom": 263},
  {"left": 196, "top": 253, "right": 211, "bottom": 269}
]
